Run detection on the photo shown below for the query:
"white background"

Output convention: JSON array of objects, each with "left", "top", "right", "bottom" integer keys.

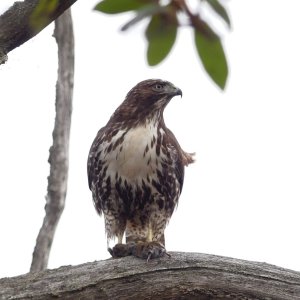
[{"left": 1, "top": 0, "right": 300, "bottom": 278}]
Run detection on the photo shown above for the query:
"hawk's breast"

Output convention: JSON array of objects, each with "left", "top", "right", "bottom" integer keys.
[{"left": 102, "top": 123, "right": 164, "bottom": 183}]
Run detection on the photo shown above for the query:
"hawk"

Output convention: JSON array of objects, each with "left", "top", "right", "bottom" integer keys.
[{"left": 87, "top": 79, "right": 194, "bottom": 260}]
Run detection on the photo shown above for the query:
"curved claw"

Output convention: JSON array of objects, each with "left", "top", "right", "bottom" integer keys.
[{"left": 147, "top": 252, "right": 152, "bottom": 263}]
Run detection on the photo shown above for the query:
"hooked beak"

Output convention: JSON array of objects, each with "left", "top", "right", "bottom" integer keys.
[
  {"left": 175, "top": 87, "right": 182, "bottom": 98},
  {"left": 167, "top": 84, "right": 182, "bottom": 98}
]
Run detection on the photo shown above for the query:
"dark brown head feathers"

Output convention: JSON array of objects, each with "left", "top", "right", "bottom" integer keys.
[{"left": 110, "top": 79, "right": 182, "bottom": 126}]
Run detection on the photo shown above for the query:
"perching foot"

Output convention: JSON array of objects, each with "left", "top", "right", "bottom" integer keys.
[
  {"left": 131, "top": 241, "right": 170, "bottom": 262},
  {"left": 108, "top": 243, "right": 135, "bottom": 258}
]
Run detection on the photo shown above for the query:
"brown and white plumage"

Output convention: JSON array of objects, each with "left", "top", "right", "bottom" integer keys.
[{"left": 87, "top": 79, "right": 194, "bottom": 259}]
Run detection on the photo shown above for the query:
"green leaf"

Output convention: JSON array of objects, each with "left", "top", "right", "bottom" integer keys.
[
  {"left": 206, "top": 0, "right": 231, "bottom": 28},
  {"left": 30, "top": 0, "right": 58, "bottom": 31},
  {"left": 194, "top": 20, "right": 228, "bottom": 89},
  {"left": 121, "top": 5, "right": 166, "bottom": 31},
  {"left": 94, "top": 0, "right": 150, "bottom": 14},
  {"left": 145, "top": 9, "right": 178, "bottom": 66}
]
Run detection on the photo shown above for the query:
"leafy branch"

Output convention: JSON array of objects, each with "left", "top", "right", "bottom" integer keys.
[{"left": 95, "top": 0, "right": 230, "bottom": 89}]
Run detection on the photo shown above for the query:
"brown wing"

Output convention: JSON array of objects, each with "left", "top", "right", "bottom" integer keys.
[
  {"left": 87, "top": 126, "right": 106, "bottom": 190},
  {"left": 165, "top": 128, "right": 195, "bottom": 193}
]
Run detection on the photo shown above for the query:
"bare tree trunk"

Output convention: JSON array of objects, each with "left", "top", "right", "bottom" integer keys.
[
  {"left": 30, "top": 9, "right": 74, "bottom": 273},
  {"left": 1, "top": 253, "right": 300, "bottom": 299},
  {"left": 0, "top": 0, "right": 77, "bottom": 64}
]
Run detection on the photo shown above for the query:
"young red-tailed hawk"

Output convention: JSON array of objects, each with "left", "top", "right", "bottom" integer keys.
[{"left": 87, "top": 79, "right": 194, "bottom": 260}]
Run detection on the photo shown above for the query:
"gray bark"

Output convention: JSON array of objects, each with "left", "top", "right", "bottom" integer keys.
[
  {"left": 0, "top": 0, "right": 77, "bottom": 64},
  {"left": 1, "top": 252, "right": 300, "bottom": 299},
  {"left": 30, "top": 9, "right": 74, "bottom": 273}
]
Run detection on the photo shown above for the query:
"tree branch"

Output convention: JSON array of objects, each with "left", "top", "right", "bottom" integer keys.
[
  {"left": 2, "top": 252, "right": 300, "bottom": 299},
  {"left": 30, "top": 9, "right": 74, "bottom": 273},
  {"left": 0, "top": 0, "right": 77, "bottom": 64}
]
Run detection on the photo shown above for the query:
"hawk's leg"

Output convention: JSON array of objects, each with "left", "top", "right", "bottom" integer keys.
[
  {"left": 126, "top": 221, "right": 171, "bottom": 261},
  {"left": 105, "top": 214, "right": 129, "bottom": 258}
]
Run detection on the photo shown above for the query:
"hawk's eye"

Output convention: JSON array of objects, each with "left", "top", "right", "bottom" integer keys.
[{"left": 154, "top": 84, "right": 164, "bottom": 91}]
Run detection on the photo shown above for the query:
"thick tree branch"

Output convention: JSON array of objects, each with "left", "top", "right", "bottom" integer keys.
[
  {"left": 30, "top": 9, "right": 74, "bottom": 273},
  {"left": 2, "top": 252, "right": 300, "bottom": 299},
  {"left": 0, "top": 0, "right": 77, "bottom": 64}
]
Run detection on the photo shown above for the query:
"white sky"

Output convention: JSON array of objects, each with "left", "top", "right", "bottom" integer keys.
[{"left": 1, "top": 0, "right": 300, "bottom": 278}]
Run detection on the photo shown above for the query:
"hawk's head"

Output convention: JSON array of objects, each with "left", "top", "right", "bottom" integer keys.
[{"left": 111, "top": 79, "right": 182, "bottom": 125}]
